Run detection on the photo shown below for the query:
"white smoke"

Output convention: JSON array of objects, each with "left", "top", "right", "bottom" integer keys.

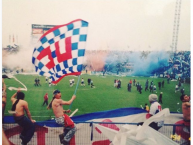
[
  {"left": 2, "top": 47, "right": 35, "bottom": 72},
  {"left": 104, "top": 50, "right": 170, "bottom": 76}
]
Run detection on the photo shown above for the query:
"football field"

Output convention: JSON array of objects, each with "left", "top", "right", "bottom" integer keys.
[{"left": 4, "top": 74, "right": 190, "bottom": 121}]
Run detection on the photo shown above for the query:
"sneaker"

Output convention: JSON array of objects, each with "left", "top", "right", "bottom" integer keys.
[
  {"left": 59, "top": 133, "right": 64, "bottom": 144},
  {"left": 20, "top": 142, "right": 27, "bottom": 145},
  {"left": 19, "top": 134, "right": 25, "bottom": 140},
  {"left": 19, "top": 134, "right": 25, "bottom": 144},
  {"left": 62, "top": 140, "right": 70, "bottom": 145}
]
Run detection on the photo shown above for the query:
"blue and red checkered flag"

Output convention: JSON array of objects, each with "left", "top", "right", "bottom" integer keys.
[{"left": 32, "top": 19, "right": 89, "bottom": 84}]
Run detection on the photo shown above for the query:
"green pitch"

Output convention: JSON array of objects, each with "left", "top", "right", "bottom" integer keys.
[{"left": 4, "top": 74, "right": 190, "bottom": 121}]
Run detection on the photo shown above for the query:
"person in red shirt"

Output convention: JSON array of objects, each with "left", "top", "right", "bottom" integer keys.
[
  {"left": 129, "top": 79, "right": 132, "bottom": 85},
  {"left": 42, "top": 93, "right": 48, "bottom": 106}
]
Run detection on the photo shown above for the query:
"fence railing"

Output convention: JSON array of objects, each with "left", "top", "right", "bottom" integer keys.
[{"left": 3, "top": 121, "right": 190, "bottom": 145}]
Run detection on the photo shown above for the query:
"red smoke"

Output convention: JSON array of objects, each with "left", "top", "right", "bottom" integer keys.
[{"left": 85, "top": 50, "right": 108, "bottom": 71}]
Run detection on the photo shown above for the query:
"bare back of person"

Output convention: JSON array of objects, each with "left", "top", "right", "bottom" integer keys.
[{"left": 12, "top": 99, "right": 27, "bottom": 117}]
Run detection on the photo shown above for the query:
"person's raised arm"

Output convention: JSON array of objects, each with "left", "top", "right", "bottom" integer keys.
[
  {"left": 10, "top": 89, "right": 20, "bottom": 102},
  {"left": 61, "top": 95, "right": 76, "bottom": 105}
]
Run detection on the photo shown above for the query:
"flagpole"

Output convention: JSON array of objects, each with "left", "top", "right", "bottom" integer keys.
[
  {"left": 69, "top": 75, "right": 81, "bottom": 109},
  {"left": 74, "top": 75, "right": 81, "bottom": 95}
]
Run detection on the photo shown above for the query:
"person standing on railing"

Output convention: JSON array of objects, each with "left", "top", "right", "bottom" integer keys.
[
  {"left": 48, "top": 90, "right": 76, "bottom": 145},
  {"left": 10, "top": 89, "right": 36, "bottom": 145}
]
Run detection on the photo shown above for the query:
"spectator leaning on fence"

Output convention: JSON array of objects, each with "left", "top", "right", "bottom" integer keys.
[
  {"left": 147, "top": 94, "right": 163, "bottom": 130},
  {"left": 48, "top": 90, "right": 76, "bottom": 145},
  {"left": 138, "top": 94, "right": 163, "bottom": 131}
]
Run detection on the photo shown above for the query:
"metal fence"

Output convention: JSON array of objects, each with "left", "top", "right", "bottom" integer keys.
[{"left": 3, "top": 121, "right": 190, "bottom": 145}]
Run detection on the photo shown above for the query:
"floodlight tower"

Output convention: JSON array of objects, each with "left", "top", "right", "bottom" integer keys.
[{"left": 171, "top": 0, "right": 182, "bottom": 53}]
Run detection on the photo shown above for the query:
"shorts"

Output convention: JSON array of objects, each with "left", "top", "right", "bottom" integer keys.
[{"left": 55, "top": 116, "right": 65, "bottom": 126}]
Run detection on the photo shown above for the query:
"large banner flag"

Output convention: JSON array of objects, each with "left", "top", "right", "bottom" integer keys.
[
  {"left": 32, "top": 19, "right": 89, "bottom": 84},
  {"left": 4, "top": 108, "right": 188, "bottom": 145}
]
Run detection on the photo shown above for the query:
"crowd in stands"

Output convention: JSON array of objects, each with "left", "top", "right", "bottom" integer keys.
[
  {"left": 165, "top": 51, "right": 190, "bottom": 80},
  {"left": 83, "top": 50, "right": 191, "bottom": 80},
  {"left": 3, "top": 44, "right": 19, "bottom": 53}
]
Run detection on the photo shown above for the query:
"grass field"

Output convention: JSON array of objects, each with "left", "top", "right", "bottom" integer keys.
[{"left": 4, "top": 73, "right": 190, "bottom": 121}]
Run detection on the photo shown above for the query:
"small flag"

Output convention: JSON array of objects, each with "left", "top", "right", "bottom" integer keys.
[{"left": 32, "top": 19, "right": 89, "bottom": 84}]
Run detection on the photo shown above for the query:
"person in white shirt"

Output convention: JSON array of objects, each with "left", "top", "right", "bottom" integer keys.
[
  {"left": 45, "top": 77, "right": 48, "bottom": 83},
  {"left": 147, "top": 94, "right": 163, "bottom": 130},
  {"left": 69, "top": 79, "right": 73, "bottom": 87},
  {"left": 137, "top": 94, "right": 163, "bottom": 131},
  {"left": 49, "top": 78, "right": 52, "bottom": 87},
  {"left": 153, "top": 85, "right": 157, "bottom": 93},
  {"left": 175, "top": 84, "right": 179, "bottom": 93},
  {"left": 81, "top": 78, "right": 85, "bottom": 86}
]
